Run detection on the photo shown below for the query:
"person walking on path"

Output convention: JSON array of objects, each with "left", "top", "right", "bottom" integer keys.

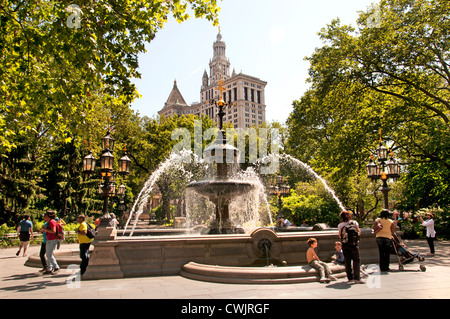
[
  {"left": 76, "top": 215, "right": 93, "bottom": 275},
  {"left": 374, "top": 209, "right": 395, "bottom": 272},
  {"left": 40, "top": 210, "right": 60, "bottom": 274},
  {"left": 338, "top": 211, "right": 363, "bottom": 283},
  {"left": 307, "top": 238, "right": 337, "bottom": 283},
  {"left": 39, "top": 220, "right": 48, "bottom": 272},
  {"left": 419, "top": 212, "right": 436, "bottom": 256},
  {"left": 16, "top": 215, "right": 34, "bottom": 257}
]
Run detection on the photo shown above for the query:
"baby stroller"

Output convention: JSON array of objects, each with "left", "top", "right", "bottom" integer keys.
[{"left": 390, "top": 233, "right": 426, "bottom": 272}]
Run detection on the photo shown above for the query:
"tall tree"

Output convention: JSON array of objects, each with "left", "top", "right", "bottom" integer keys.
[
  {"left": 0, "top": 0, "right": 221, "bottom": 222},
  {"left": 287, "top": 0, "right": 449, "bottom": 213}
]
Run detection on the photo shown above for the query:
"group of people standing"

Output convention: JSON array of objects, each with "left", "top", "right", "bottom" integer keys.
[
  {"left": 16, "top": 211, "right": 94, "bottom": 275},
  {"left": 307, "top": 209, "right": 436, "bottom": 284}
]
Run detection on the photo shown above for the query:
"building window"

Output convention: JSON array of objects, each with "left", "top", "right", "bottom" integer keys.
[
  {"left": 234, "top": 88, "right": 237, "bottom": 101},
  {"left": 244, "top": 87, "right": 248, "bottom": 101},
  {"left": 257, "top": 91, "right": 261, "bottom": 104}
]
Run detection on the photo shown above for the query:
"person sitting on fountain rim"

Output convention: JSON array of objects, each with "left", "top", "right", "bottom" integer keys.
[
  {"left": 307, "top": 238, "right": 337, "bottom": 283},
  {"left": 332, "top": 242, "right": 345, "bottom": 264}
]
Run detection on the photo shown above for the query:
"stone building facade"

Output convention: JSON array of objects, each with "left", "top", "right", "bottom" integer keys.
[{"left": 158, "top": 33, "right": 267, "bottom": 128}]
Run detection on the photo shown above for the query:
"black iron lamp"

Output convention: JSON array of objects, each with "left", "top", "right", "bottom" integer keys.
[
  {"left": 118, "top": 153, "right": 131, "bottom": 176},
  {"left": 386, "top": 156, "right": 400, "bottom": 179},
  {"left": 101, "top": 131, "right": 115, "bottom": 152},
  {"left": 367, "top": 136, "right": 401, "bottom": 210},
  {"left": 376, "top": 142, "right": 388, "bottom": 162},
  {"left": 83, "top": 151, "right": 96, "bottom": 174},
  {"left": 83, "top": 129, "right": 131, "bottom": 229},
  {"left": 100, "top": 151, "right": 114, "bottom": 172},
  {"left": 117, "top": 183, "right": 126, "bottom": 197},
  {"left": 366, "top": 157, "right": 379, "bottom": 180}
]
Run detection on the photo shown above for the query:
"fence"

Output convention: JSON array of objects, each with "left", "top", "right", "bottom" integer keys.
[{"left": 0, "top": 231, "right": 79, "bottom": 247}]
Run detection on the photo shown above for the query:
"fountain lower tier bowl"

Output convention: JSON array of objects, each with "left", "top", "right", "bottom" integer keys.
[{"left": 186, "top": 179, "right": 256, "bottom": 200}]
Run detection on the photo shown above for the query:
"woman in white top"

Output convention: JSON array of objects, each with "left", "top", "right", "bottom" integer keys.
[{"left": 419, "top": 212, "right": 436, "bottom": 256}]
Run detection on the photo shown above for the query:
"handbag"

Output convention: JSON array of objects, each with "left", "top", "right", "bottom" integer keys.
[{"left": 373, "top": 219, "right": 383, "bottom": 234}]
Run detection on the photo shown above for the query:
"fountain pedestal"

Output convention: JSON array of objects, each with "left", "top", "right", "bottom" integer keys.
[{"left": 82, "top": 222, "right": 124, "bottom": 280}]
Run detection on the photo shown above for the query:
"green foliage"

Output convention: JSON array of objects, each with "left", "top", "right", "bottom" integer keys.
[
  {"left": 280, "top": 181, "right": 341, "bottom": 227},
  {"left": 401, "top": 205, "right": 450, "bottom": 240},
  {"left": 286, "top": 0, "right": 449, "bottom": 215},
  {"left": 0, "top": 0, "right": 220, "bottom": 226}
]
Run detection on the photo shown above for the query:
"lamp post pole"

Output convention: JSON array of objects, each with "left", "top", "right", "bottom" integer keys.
[
  {"left": 269, "top": 174, "right": 290, "bottom": 216},
  {"left": 366, "top": 138, "right": 400, "bottom": 210},
  {"left": 83, "top": 130, "right": 131, "bottom": 231}
]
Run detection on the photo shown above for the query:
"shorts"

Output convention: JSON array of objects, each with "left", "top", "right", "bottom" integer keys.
[{"left": 19, "top": 232, "right": 30, "bottom": 242}]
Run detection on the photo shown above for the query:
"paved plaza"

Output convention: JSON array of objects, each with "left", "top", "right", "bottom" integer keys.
[{"left": 0, "top": 239, "right": 448, "bottom": 313}]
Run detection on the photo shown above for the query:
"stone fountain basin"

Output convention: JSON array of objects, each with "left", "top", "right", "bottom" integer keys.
[
  {"left": 186, "top": 179, "right": 256, "bottom": 200},
  {"left": 180, "top": 261, "right": 347, "bottom": 284},
  {"left": 80, "top": 228, "right": 380, "bottom": 281}
]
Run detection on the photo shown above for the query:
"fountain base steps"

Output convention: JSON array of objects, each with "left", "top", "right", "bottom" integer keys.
[
  {"left": 24, "top": 248, "right": 93, "bottom": 269},
  {"left": 180, "top": 262, "right": 347, "bottom": 284}
]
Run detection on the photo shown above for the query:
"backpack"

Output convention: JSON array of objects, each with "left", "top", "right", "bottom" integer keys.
[
  {"left": 55, "top": 222, "right": 64, "bottom": 240},
  {"left": 85, "top": 222, "right": 96, "bottom": 239},
  {"left": 341, "top": 221, "right": 359, "bottom": 246}
]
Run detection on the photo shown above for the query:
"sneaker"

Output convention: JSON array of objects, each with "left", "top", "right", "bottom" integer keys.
[
  {"left": 43, "top": 269, "right": 56, "bottom": 275},
  {"left": 320, "top": 277, "right": 330, "bottom": 283},
  {"left": 354, "top": 280, "right": 366, "bottom": 284},
  {"left": 16, "top": 251, "right": 20, "bottom": 256},
  {"left": 329, "top": 275, "right": 338, "bottom": 281}
]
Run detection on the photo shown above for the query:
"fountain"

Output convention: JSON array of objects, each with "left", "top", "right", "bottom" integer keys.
[
  {"left": 24, "top": 78, "right": 375, "bottom": 282},
  {"left": 186, "top": 99, "right": 258, "bottom": 234}
]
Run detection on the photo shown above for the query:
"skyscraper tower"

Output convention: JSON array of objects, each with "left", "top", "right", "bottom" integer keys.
[{"left": 159, "top": 32, "right": 267, "bottom": 128}]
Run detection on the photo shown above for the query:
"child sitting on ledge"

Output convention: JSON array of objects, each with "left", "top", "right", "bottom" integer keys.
[{"left": 307, "top": 238, "right": 337, "bottom": 283}]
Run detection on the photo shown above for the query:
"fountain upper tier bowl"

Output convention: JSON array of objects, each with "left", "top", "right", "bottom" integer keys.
[{"left": 186, "top": 179, "right": 256, "bottom": 200}]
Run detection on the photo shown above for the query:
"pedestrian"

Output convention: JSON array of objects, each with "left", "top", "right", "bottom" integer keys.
[
  {"left": 419, "top": 212, "right": 436, "bottom": 256},
  {"left": 332, "top": 241, "right": 345, "bottom": 264},
  {"left": 306, "top": 238, "right": 337, "bottom": 283},
  {"left": 373, "top": 209, "right": 395, "bottom": 273},
  {"left": 40, "top": 210, "right": 60, "bottom": 274},
  {"left": 338, "top": 211, "right": 364, "bottom": 283},
  {"left": 76, "top": 215, "right": 93, "bottom": 275},
  {"left": 39, "top": 218, "right": 48, "bottom": 272},
  {"left": 16, "top": 215, "right": 33, "bottom": 257}
]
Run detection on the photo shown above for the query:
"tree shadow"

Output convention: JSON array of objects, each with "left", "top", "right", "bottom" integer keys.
[{"left": 0, "top": 272, "right": 68, "bottom": 293}]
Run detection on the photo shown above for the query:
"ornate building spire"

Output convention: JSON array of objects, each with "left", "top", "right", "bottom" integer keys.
[{"left": 210, "top": 31, "right": 230, "bottom": 86}]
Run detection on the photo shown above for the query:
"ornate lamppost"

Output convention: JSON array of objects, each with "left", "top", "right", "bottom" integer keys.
[
  {"left": 366, "top": 137, "right": 400, "bottom": 210},
  {"left": 269, "top": 174, "right": 290, "bottom": 216},
  {"left": 83, "top": 130, "right": 131, "bottom": 233}
]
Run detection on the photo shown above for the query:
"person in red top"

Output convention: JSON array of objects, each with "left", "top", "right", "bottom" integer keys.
[{"left": 39, "top": 210, "right": 60, "bottom": 274}]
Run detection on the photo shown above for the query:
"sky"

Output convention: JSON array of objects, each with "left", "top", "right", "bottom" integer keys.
[{"left": 131, "top": 0, "right": 379, "bottom": 124}]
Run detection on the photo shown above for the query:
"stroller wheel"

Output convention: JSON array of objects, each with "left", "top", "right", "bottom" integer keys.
[
  {"left": 420, "top": 265, "right": 426, "bottom": 272},
  {"left": 399, "top": 265, "right": 404, "bottom": 271}
]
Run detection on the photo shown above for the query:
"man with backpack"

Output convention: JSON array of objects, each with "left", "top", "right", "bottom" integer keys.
[
  {"left": 338, "top": 210, "right": 364, "bottom": 284},
  {"left": 76, "top": 215, "right": 94, "bottom": 275}
]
